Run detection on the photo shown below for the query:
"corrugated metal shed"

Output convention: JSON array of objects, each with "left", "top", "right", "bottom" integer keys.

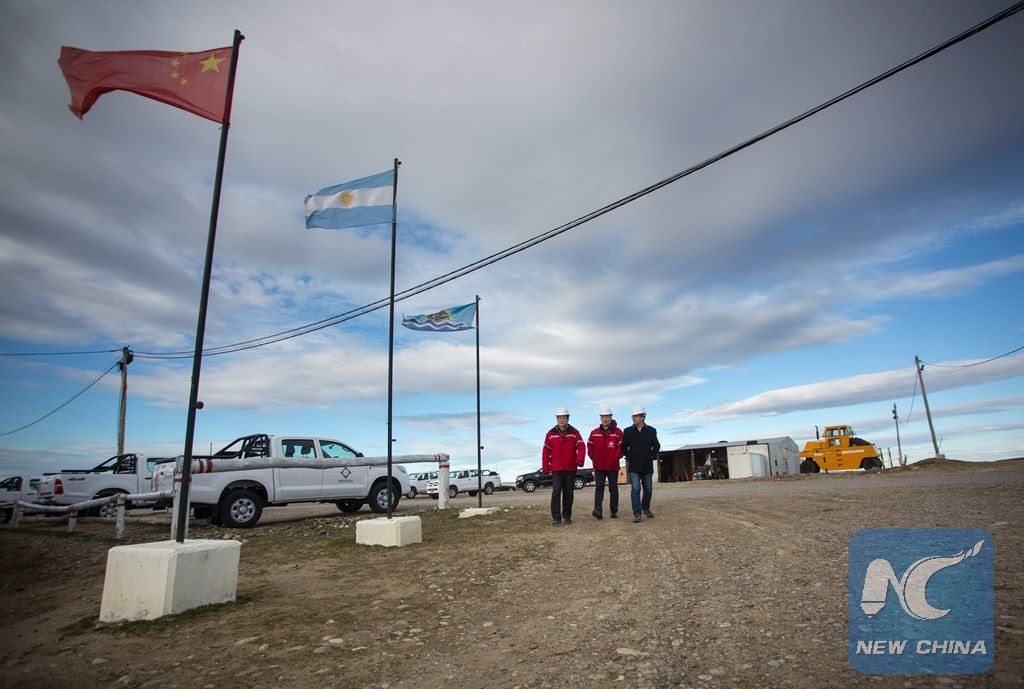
[{"left": 658, "top": 436, "right": 801, "bottom": 481}]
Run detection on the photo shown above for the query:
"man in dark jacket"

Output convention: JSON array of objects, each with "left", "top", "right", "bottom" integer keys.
[
  {"left": 587, "top": 406, "right": 623, "bottom": 520},
  {"left": 542, "top": 406, "right": 586, "bottom": 525},
  {"left": 621, "top": 405, "right": 660, "bottom": 523}
]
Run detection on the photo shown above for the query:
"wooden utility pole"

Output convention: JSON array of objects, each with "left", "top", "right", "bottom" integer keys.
[
  {"left": 116, "top": 346, "right": 133, "bottom": 455},
  {"left": 891, "top": 403, "right": 904, "bottom": 466},
  {"left": 915, "top": 355, "right": 943, "bottom": 460}
]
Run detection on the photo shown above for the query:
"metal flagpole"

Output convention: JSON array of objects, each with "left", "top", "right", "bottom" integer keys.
[
  {"left": 386, "top": 158, "right": 401, "bottom": 519},
  {"left": 476, "top": 295, "right": 482, "bottom": 508},
  {"left": 175, "top": 29, "right": 244, "bottom": 543}
]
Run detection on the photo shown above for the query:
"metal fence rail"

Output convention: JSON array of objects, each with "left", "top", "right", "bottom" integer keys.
[{"left": 11, "top": 490, "right": 174, "bottom": 538}]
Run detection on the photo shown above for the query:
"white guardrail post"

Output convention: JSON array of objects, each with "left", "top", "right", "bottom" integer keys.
[
  {"left": 115, "top": 493, "right": 127, "bottom": 539},
  {"left": 437, "top": 457, "right": 450, "bottom": 510}
]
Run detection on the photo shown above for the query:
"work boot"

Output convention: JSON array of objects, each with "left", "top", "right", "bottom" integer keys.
[
  {"left": 592, "top": 510, "right": 603, "bottom": 520},
  {"left": 552, "top": 519, "right": 562, "bottom": 526},
  {"left": 564, "top": 518, "right": 573, "bottom": 525},
  {"left": 610, "top": 512, "right": 618, "bottom": 519},
  {"left": 633, "top": 513, "right": 642, "bottom": 523},
  {"left": 644, "top": 510, "right": 655, "bottom": 519}
]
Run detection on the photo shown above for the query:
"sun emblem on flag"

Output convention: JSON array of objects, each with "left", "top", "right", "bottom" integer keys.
[{"left": 340, "top": 191, "right": 355, "bottom": 207}]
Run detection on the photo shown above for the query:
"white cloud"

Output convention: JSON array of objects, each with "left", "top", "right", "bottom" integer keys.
[
  {"left": 691, "top": 355, "right": 1024, "bottom": 422},
  {"left": 1, "top": 1, "right": 1022, "bottom": 466}
]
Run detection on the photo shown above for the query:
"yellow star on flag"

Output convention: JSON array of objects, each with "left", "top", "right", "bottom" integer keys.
[{"left": 199, "top": 54, "right": 225, "bottom": 73}]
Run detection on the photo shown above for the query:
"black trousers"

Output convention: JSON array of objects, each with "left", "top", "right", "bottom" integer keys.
[
  {"left": 593, "top": 469, "right": 619, "bottom": 515},
  {"left": 550, "top": 470, "right": 576, "bottom": 521}
]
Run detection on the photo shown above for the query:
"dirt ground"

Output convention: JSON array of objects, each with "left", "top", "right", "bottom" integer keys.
[{"left": 1, "top": 459, "right": 1021, "bottom": 689}]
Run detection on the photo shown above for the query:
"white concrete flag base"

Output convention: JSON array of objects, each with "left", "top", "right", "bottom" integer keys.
[
  {"left": 356, "top": 516, "right": 422, "bottom": 547},
  {"left": 99, "top": 539, "right": 241, "bottom": 622},
  {"left": 459, "top": 507, "right": 498, "bottom": 519}
]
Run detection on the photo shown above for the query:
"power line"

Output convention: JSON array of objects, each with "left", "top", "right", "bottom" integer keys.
[
  {"left": 920, "top": 344, "right": 1024, "bottom": 369},
  {"left": 133, "top": 1, "right": 1024, "bottom": 360},
  {"left": 904, "top": 368, "right": 918, "bottom": 428},
  {"left": 0, "top": 348, "right": 121, "bottom": 357},
  {"left": 0, "top": 359, "right": 121, "bottom": 437}
]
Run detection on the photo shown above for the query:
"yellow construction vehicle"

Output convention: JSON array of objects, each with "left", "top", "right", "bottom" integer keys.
[{"left": 799, "top": 425, "right": 883, "bottom": 471}]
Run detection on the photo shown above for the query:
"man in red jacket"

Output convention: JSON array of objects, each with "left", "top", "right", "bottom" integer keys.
[
  {"left": 542, "top": 406, "right": 586, "bottom": 525},
  {"left": 587, "top": 406, "right": 623, "bottom": 520}
]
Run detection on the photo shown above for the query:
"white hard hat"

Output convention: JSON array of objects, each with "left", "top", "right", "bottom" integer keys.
[
  {"left": 599, "top": 406, "right": 613, "bottom": 415},
  {"left": 555, "top": 406, "right": 570, "bottom": 417},
  {"left": 631, "top": 405, "right": 647, "bottom": 415}
]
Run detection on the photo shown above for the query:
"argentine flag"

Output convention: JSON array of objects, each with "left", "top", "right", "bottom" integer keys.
[
  {"left": 402, "top": 302, "right": 477, "bottom": 332},
  {"left": 304, "top": 169, "right": 394, "bottom": 230}
]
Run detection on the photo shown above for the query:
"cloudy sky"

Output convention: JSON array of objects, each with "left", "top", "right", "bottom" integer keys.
[{"left": 1, "top": 0, "right": 1022, "bottom": 480}]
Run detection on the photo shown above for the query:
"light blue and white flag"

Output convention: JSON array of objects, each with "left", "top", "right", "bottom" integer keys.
[
  {"left": 304, "top": 169, "right": 394, "bottom": 230},
  {"left": 402, "top": 302, "right": 477, "bottom": 332}
]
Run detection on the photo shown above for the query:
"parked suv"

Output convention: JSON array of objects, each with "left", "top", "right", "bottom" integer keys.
[
  {"left": 515, "top": 467, "right": 594, "bottom": 493},
  {"left": 406, "top": 471, "right": 436, "bottom": 498},
  {"left": 427, "top": 468, "right": 503, "bottom": 499}
]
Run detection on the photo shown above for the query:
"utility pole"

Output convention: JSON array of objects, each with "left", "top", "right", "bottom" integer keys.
[
  {"left": 914, "top": 355, "right": 943, "bottom": 460},
  {"left": 891, "top": 403, "right": 904, "bottom": 467},
  {"left": 117, "top": 346, "right": 133, "bottom": 455}
]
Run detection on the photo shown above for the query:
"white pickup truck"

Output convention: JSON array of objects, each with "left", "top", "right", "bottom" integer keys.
[
  {"left": 152, "top": 434, "right": 413, "bottom": 528},
  {"left": 427, "top": 468, "right": 503, "bottom": 499},
  {"left": 0, "top": 475, "right": 42, "bottom": 524},
  {"left": 35, "top": 454, "right": 165, "bottom": 518}
]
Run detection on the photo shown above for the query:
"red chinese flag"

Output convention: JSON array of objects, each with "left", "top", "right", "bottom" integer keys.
[{"left": 58, "top": 46, "right": 234, "bottom": 123}]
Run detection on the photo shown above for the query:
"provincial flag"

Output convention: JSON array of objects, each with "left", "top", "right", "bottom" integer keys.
[
  {"left": 402, "top": 302, "right": 477, "bottom": 332},
  {"left": 58, "top": 46, "right": 234, "bottom": 123},
  {"left": 304, "top": 170, "right": 395, "bottom": 230}
]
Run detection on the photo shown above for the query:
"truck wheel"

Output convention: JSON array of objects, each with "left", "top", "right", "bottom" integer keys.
[
  {"left": 94, "top": 490, "right": 127, "bottom": 518},
  {"left": 0, "top": 508, "right": 11, "bottom": 525},
  {"left": 573, "top": 477, "right": 585, "bottom": 490},
  {"left": 523, "top": 480, "right": 537, "bottom": 493},
  {"left": 446, "top": 485, "right": 458, "bottom": 499},
  {"left": 337, "top": 499, "right": 364, "bottom": 513},
  {"left": 368, "top": 481, "right": 399, "bottom": 514},
  {"left": 407, "top": 487, "right": 418, "bottom": 499},
  {"left": 219, "top": 489, "right": 263, "bottom": 528},
  {"left": 484, "top": 483, "right": 494, "bottom": 495}
]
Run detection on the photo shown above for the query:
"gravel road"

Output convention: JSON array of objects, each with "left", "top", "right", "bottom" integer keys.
[{"left": 1, "top": 458, "right": 1020, "bottom": 689}]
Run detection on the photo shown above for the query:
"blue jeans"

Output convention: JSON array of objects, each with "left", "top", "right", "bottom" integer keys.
[{"left": 628, "top": 471, "right": 653, "bottom": 515}]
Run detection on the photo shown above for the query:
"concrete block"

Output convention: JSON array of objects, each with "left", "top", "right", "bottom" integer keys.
[
  {"left": 356, "top": 516, "right": 422, "bottom": 547},
  {"left": 99, "top": 539, "right": 241, "bottom": 622},
  {"left": 459, "top": 507, "right": 499, "bottom": 519}
]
